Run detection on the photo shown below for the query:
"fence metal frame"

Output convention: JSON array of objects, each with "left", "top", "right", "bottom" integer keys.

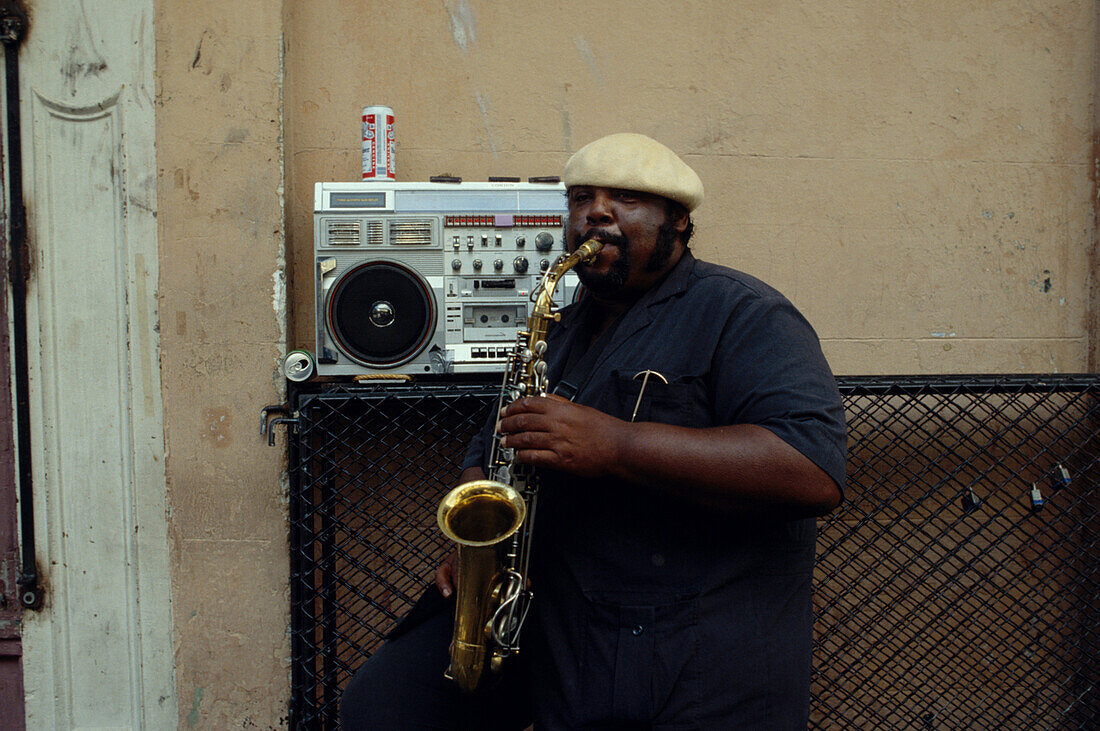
[{"left": 285, "top": 374, "right": 1099, "bottom": 729}]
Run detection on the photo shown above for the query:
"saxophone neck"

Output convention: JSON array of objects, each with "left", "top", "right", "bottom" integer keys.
[{"left": 532, "top": 239, "right": 604, "bottom": 317}]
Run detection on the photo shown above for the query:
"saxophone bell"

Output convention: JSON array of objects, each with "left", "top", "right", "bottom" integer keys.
[{"left": 436, "top": 480, "right": 527, "bottom": 693}]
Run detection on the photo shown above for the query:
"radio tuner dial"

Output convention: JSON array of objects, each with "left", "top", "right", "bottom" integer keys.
[
  {"left": 513, "top": 256, "right": 529, "bottom": 273},
  {"left": 535, "top": 232, "right": 554, "bottom": 252},
  {"left": 473, "top": 259, "right": 483, "bottom": 271},
  {"left": 493, "top": 259, "right": 504, "bottom": 271},
  {"left": 451, "top": 259, "right": 462, "bottom": 271}
]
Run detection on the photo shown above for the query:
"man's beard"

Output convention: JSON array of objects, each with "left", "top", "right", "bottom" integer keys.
[{"left": 571, "top": 220, "right": 681, "bottom": 298}]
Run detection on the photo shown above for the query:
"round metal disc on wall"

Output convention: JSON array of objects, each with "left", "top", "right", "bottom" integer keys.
[{"left": 326, "top": 260, "right": 436, "bottom": 368}]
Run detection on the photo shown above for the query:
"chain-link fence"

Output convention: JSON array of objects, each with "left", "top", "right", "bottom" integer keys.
[{"left": 286, "top": 375, "right": 1099, "bottom": 729}]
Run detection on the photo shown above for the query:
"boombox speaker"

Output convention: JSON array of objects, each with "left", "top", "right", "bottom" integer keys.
[{"left": 326, "top": 260, "right": 437, "bottom": 367}]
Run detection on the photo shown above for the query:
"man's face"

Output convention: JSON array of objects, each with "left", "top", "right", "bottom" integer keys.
[{"left": 564, "top": 186, "right": 688, "bottom": 302}]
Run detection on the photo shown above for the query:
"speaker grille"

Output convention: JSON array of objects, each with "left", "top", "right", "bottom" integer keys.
[
  {"left": 364, "top": 221, "right": 383, "bottom": 246},
  {"left": 388, "top": 220, "right": 433, "bottom": 246},
  {"left": 326, "top": 220, "right": 361, "bottom": 246},
  {"left": 326, "top": 261, "right": 436, "bottom": 367}
]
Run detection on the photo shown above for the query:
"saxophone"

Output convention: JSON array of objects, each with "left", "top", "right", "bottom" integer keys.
[{"left": 436, "top": 239, "right": 603, "bottom": 692}]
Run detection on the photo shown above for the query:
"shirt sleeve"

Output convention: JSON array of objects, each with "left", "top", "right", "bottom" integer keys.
[{"left": 710, "top": 292, "right": 848, "bottom": 494}]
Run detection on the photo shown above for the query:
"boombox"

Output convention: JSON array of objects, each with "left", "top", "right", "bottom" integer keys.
[{"left": 314, "top": 180, "right": 580, "bottom": 377}]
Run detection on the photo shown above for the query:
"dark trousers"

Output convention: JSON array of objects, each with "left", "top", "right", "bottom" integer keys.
[{"left": 339, "top": 588, "right": 533, "bottom": 731}]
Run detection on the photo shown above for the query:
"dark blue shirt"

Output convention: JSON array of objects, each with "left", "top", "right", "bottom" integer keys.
[{"left": 464, "top": 251, "right": 846, "bottom": 728}]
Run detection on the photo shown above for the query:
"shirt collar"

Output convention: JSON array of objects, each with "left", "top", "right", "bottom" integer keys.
[
  {"left": 636, "top": 247, "right": 696, "bottom": 309},
  {"left": 555, "top": 247, "right": 696, "bottom": 331}
]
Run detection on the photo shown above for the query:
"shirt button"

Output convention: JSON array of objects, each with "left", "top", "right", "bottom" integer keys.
[{"left": 632, "top": 625, "right": 645, "bottom": 636}]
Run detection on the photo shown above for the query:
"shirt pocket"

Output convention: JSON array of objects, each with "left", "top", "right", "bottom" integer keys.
[
  {"left": 609, "top": 369, "right": 712, "bottom": 428},
  {"left": 577, "top": 593, "right": 700, "bottom": 725}
]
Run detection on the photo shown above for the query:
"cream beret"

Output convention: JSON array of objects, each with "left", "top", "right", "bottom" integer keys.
[{"left": 563, "top": 133, "right": 704, "bottom": 211}]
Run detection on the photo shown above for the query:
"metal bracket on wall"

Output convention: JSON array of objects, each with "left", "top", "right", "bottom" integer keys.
[{"left": 261, "top": 403, "right": 298, "bottom": 446}]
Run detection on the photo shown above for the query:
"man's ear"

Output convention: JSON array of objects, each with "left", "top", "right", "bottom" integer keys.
[{"left": 668, "top": 202, "right": 690, "bottom": 234}]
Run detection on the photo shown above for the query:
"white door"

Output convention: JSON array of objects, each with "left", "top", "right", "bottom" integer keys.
[{"left": 15, "top": 1, "right": 176, "bottom": 727}]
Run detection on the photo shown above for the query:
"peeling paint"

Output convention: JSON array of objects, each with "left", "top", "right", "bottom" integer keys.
[
  {"left": 271, "top": 266, "right": 286, "bottom": 323},
  {"left": 272, "top": 260, "right": 287, "bottom": 392},
  {"left": 186, "top": 687, "right": 204, "bottom": 727},
  {"left": 474, "top": 90, "right": 499, "bottom": 157},
  {"left": 447, "top": 0, "right": 476, "bottom": 51},
  {"left": 191, "top": 29, "right": 214, "bottom": 71},
  {"left": 201, "top": 408, "right": 232, "bottom": 446},
  {"left": 225, "top": 127, "right": 249, "bottom": 144},
  {"left": 62, "top": 2, "right": 110, "bottom": 97},
  {"left": 572, "top": 36, "right": 603, "bottom": 85}
]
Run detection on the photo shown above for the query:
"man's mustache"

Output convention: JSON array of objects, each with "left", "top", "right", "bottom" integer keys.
[{"left": 583, "top": 229, "right": 629, "bottom": 248}]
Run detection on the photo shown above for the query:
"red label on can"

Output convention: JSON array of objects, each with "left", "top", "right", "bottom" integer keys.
[
  {"left": 385, "top": 115, "right": 395, "bottom": 180},
  {"left": 362, "top": 113, "right": 377, "bottom": 179}
]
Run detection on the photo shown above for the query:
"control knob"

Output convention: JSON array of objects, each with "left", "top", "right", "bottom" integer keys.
[
  {"left": 473, "top": 259, "right": 483, "bottom": 271},
  {"left": 535, "top": 232, "right": 554, "bottom": 252},
  {"left": 451, "top": 259, "right": 462, "bottom": 271},
  {"left": 493, "top": 259, "right": 504, "bottom": 271},
  {"left": 513, "top": 256, "right": 529, "bottom": 273}
]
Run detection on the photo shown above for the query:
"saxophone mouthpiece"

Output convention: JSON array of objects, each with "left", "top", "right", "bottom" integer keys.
[{"left": 579, "top": 239, "right": 604, "bottom": 263}]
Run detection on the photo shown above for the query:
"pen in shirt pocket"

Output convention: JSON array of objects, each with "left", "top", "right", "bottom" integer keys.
[{"left": 630, "top": 369, "right": 669, "bottom": 422}]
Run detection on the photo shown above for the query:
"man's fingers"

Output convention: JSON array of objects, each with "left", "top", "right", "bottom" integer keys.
[
  {"left": 501, "top": 395, "right": 553, "bottom": 418},
  {"left": 512, "top": 448, "right": 560, "bottom": 467},
  {"left": 434, "top": 552, "right": 456, "bottom": 597},
  {"left": 499, "top": 411, "right": 553, "bottom": 436},
  {"left": 500, "top": 427, "right": 559, "bottom": 451}
]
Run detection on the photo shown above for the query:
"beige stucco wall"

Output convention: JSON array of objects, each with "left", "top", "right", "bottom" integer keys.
[
  {"left": 156, "top": 0, "right": 289, "bottom": 727},
  {"left": 286, "top": 0, "right": 1097, "bottom": 375},
  {"left": 153, "top": 0, "right": 1097, "bottom": 726}
]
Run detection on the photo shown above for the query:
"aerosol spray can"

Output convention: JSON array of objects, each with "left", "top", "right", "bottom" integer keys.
[{"left": 362, "top": 106, "right": 396, "bottom": 180}]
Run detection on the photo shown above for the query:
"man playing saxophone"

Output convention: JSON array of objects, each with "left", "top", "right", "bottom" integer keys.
[{"left": 341, "top": 132, "right": 847, "bottom": 729}]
